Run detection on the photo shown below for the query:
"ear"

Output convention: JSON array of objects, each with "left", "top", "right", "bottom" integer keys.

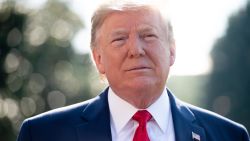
[
  {"left": 92, "top": 48, "right": 105, "bottom": 74},
  {"left": 169, "top": 42, "right": 176, "bottom": 66}
]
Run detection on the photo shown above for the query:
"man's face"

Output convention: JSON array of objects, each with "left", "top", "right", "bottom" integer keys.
[{"left": 93, "top": 10, "right": 175, "bottom": 97}]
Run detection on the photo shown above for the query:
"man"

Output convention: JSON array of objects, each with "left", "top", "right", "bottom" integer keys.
[{"left": 17, "top": 2, "right": 249, "bottom": 141}]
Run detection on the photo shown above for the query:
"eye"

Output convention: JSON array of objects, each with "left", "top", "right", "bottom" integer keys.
[
  {"left": 111, "top": 36, "right": 127, "bottom": 47},
  {"left": 112, "top": 37, "right": 126, "bottom": 42},
  {"left": 143, "top": 34, "right": 158, "bottom": 41}
]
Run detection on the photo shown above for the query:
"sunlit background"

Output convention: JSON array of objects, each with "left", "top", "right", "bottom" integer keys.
[
  {"left": 0, "top": 0, "right": 250, "bottom": 141},
  {"left": 67, "top": 0, "right": 246, "bottom": 75},
  {"left": 16, "top": 0, "right": 248, "bottom": 75}
]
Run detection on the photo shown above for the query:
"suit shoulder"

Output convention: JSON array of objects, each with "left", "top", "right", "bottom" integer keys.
[
  {"left": 26, "top": 97, "right": 95, "bottom": 123},
  {"left": 17, "top": 98, "right": 94, "bottom": 141},
  {"left": 186, "top": 102, "right": 248, "bottom": 133}
]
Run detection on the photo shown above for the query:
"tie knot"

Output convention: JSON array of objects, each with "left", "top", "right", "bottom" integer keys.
[{"left": 132, "top": 110, "right": 152, "bottom": 124}]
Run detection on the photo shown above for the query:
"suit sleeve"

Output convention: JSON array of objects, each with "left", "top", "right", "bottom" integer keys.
[{"left": 17, "top": 119, "right": 32, "bottom": 141}]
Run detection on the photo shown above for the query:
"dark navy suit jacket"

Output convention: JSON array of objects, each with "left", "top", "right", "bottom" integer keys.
[{"left": 17, "top": 87, "right": 250, "bottom": 141}]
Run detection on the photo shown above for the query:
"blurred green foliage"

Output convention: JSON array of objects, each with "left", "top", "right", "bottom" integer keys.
[
  {"left": 1, "top": 0, "right": 250, "bottom": 141},
  {"left": 0, "top": 1, "right": 105, "bottom": 141},
  {"left": 206, "top": 2, "right": 250, "bottom": 131}
]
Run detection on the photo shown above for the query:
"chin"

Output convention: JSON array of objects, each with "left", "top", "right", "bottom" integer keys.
[{"left": 127, "top": 77, "right": 157, "bottom": 90}]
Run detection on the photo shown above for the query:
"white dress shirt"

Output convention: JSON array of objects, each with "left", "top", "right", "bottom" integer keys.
[{"left": 108, "top": 87, "right": 175, "bottom": 141}]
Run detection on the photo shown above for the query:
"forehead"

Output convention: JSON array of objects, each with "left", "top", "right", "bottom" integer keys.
[{"left": 99, "top": 9, "right": 163, "bottom": 34}]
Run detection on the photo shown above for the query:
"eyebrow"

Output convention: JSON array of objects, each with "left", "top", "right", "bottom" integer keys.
[
  {"left": 109, "top": 25, "right": 158, "bottom": 39},
  {"left": 137, "top": 25, "right": 158, "bottom": 34},
  {"left": 110, "top": 29, "right": 129, "bottom": 37}
]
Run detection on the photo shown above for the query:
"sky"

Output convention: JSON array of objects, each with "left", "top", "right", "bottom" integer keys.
[{"left": 14, "top": 0, "right": 248, "bottom": 76}]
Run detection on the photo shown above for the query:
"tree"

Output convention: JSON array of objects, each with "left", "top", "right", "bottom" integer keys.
[
  {"left": 206, "top": 2, "right": 250, "bottom": 131},
  {"left": 0, "top": 1, "right": 102, "bottom": 141},
  {"left": 0, "top": 2, "right": 27, "bottom": 140}
]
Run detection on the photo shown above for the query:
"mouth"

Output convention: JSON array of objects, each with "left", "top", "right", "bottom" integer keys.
[{"left": 126, "top": 66, "right": 151, "bottom": 71}]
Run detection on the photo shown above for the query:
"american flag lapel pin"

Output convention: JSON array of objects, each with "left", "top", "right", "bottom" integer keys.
[{"left": 192, "top": 132, "right": 201, "bottom": 141}]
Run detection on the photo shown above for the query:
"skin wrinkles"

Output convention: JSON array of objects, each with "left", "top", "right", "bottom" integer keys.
[{"left": 93, "top": 10, "right": 175, "bottom": 109}]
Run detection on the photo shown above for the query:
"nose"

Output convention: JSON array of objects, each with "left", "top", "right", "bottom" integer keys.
[{"left": 127, "top": 35, "right": 145, "bottom": 58}]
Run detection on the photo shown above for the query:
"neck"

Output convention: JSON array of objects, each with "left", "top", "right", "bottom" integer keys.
[{"left": 112, "top": 86, "right": 165, "bottom": 109}]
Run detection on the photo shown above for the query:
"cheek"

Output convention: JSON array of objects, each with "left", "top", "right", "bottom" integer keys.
[
  {"left": 102, "top": 51, "right": 123, "bottom": 72},
  {"left": 149, "top": 43, "right": 171, "bottom": 64}
]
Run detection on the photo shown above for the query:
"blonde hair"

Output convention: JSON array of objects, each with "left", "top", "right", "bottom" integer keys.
[{"left": 90, "top": 2, "right": 174, "bottom": 50}]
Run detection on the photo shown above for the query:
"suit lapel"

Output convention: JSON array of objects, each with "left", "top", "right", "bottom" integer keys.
[
  {"left": 168, "top": 89, "right": 206, "bottom": 141},
  {"left": 75, "top": 87, "right": 206, "bottom": 141},
  {"left": 76, "top": 88, "right": 112, "bottom": 141}
]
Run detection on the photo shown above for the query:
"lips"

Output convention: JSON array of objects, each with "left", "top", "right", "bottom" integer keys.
[{"left": 125, "top": 66, "right": 151, "bottom": 71}]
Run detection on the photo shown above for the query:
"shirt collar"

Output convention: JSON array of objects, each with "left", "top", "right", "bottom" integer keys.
[
  {"left": 108, "top": 88, "right": 138, "bottom": 133},
  {"left": 108, "top": 87, "right": 170, "bottom": 133},
  {"left": 147, "top": 88, "right": 170, "bottom": 133}
]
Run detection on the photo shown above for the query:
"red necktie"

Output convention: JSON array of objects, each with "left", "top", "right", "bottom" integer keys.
[{"left": 132, "top": 110, "right": 152, "bottom": 141}]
